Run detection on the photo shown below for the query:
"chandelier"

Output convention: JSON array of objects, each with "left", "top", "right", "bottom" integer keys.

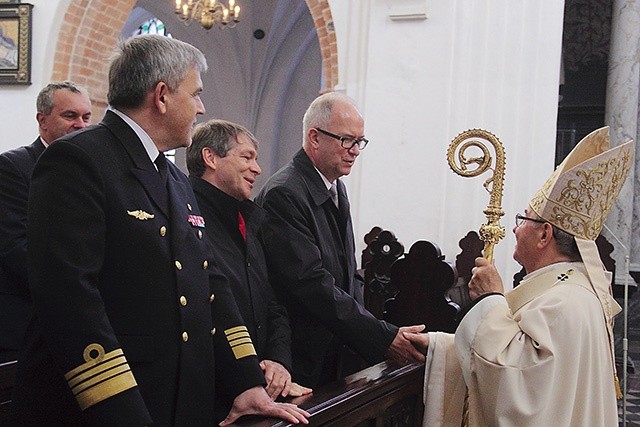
[{"left": 174, "top": 0, "right": 240, "bottom": 30}]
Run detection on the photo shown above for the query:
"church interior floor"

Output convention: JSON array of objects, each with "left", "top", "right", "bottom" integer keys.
[{"left": 618, "top": 288, "right": 640, "bottom": 426}]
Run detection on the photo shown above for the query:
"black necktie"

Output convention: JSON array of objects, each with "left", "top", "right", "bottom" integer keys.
[{"left": 155, "top": 152, "right": 168, "bottom": 185}]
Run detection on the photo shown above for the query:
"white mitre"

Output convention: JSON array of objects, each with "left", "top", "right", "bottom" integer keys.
[{"left": 529, "top": 126, "right": 634, "bottom": 397}]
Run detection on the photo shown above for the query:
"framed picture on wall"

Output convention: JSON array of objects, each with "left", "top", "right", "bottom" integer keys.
[{"left": 0, "top": 3, "right": 32, "bottom": 85}]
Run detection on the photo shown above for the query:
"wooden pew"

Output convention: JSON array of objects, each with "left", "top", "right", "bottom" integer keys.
[{"left": 362, "top": 227, "right": 460, "bottom": 332}]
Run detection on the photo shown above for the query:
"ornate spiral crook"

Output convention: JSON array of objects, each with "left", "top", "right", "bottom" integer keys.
[{"left": 447, "top": 129, "right": 506, "bottom": 262}]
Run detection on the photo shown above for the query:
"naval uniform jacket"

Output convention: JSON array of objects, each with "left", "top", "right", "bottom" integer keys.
[
  {"left": 0, "top": 138, "right": 45, "bottom": 362},
  {"left": 255, "top": 149, "right": 397, "bottom": 388},
  {"left": 11, "top": 111, "right": 263, "bottom": 426},
  {"left": 191, "top": 177, "right": 291, "bottom": 413}
]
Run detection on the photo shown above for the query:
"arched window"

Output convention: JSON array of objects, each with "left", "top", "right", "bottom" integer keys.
[{"left": 133, "top": 18, "right": 172, "bottom": 37}]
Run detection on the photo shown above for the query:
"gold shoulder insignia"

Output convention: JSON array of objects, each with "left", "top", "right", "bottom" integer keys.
[
  {"left": 127, "top": 210, "right": 154, "bottom": 220},
  {"left": 64, "top": 343, "right": 137, "bottom": 410},
  {"left": 225, "top": 326, "right": 257, "bottom": 359}
]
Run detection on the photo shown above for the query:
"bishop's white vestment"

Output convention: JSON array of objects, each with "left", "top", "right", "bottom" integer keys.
[{"left": 423, "top": 262, "right": 619, "bottom": 426}]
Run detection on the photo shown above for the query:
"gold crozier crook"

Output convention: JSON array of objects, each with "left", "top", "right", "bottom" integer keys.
[
  {"left": 446, "top": 128, "right": 506, "bottom": 425},
  {"left": 447, "top": 128, "right": 506, "bottom": 262}
]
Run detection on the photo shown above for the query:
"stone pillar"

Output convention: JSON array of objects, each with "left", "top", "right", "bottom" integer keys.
[{"left": 604, "top": 0, "right": 640, "bottom": 282}]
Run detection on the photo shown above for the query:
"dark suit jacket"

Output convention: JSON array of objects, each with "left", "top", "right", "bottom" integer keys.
[
  {"left": 0, "top": 138, "right": 45, "bottom": 362},
  {"left": 191, "top": 177, "right": 291, "bottom": 415},
  {"left": 255, "top": 149, "right": 397, "bottom": 388},
  {"left": 11, "top": 111, "right": 263, "bottom": 426}
]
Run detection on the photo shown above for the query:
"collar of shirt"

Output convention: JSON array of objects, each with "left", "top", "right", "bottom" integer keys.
[
  {"left": 312, "top": 165, "right": 335, "bottom": 190},
  {"left": 39, "top": 137, "right": 49, "bottom": 149},
  {"left": 109, "top": 107, "right": 160, "bottom": 168}
]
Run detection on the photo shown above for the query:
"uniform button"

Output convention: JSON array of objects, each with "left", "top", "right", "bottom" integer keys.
[
  {"left": 210, "top": 328, "right": 216, "bottom": 336},
  {"left": 198, "top": 230, "right": 203, "bottom": 239},
  {"left": 175, "top": 260, "right": 182, "bottom": 270},
  {"left": 187, "top": 203, "right": 193, "bottom": 211},
  {"left": 202, "top": 260, "right": 208, "bottom": 269},
  {"left": 182, "top": 331, "right": 189, "bottom": 342},
  {"left": 209, "top": 293, "right": 215, "bottom": 303},
  {"left": 159, "top": 226, "right": 167, "bottom": 237},
  {"left": 247, "top": 262, "right": 251, "bottom": 268},
  {"left": 179, "top": 296, "right": 187, "bottom": 306}
]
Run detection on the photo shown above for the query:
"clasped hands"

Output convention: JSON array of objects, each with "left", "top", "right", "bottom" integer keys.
[{"left": 386, "top": 325, "right": 427, "bottom": 364}]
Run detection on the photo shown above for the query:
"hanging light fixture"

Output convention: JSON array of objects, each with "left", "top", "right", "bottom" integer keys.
[{"left": 174, "top": 0, "right": 240, "bottom": 30}]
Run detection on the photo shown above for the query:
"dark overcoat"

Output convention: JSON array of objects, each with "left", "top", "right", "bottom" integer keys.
[{"left": 255, "top": 149, "right": 397, "bottom": 388}]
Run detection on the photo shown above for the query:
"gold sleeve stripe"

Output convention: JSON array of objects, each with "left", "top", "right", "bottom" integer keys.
[
  {"left": 74, "top": 369, "right": 138, "bottom": 410},
  {"left": 70, "top": 362, "right": 132, "bottom": 395},
  {"left": 67, "top": 354, "right": 129, "bottom": 388},
  {"left": 225, "top": 325, "right": 248, "bottom": 335},
  {"left": 229, "top": 337, "right": 253, "bottom": 346},
  {"left": 64, "top": 344, "right": 138, "bottom": 410},
  {"left": 65, "top": 347, "right": 125, "bottom": 380},
  {"left": 226, "top": 331, "right": 251, "bottom": 341},
  {"left": 224, "top": 326, "right": 256, "bottom": 359},
  {"left": 230, "top": 343, "right": 257, "bottom": 359}
]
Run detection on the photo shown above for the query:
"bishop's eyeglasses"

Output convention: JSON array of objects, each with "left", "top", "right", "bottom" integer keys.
[
  {"left": 515, "top": 213, "right": 547, "bottom": 227},
  {"left": 316, "top": 128, "right": 369, "bottom": 150}
]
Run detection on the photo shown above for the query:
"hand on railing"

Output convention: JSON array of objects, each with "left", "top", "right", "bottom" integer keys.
[{"left": 219, "top": 385, "right": 310, "bottom": 426}]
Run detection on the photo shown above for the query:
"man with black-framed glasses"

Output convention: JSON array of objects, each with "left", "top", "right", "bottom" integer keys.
[{"left": 256, "top": 92, "right": 425, "bottom": 388}]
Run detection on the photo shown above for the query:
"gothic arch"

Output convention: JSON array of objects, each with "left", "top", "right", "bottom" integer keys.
[
  {"left": 304, "top": 0, "right": 339, "bottom": 92},
  {"left": 51, "top": 0, "right": 338, "bottom": 117}
]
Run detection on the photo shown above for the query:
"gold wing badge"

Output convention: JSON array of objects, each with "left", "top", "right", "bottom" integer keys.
[{"left": 127, "top": 210, "right": 155, "bottom": 220}]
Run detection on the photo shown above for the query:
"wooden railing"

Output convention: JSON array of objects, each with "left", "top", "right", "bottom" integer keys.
[{"left": 233, "top": 361, "right": 424, "bottom": 426}]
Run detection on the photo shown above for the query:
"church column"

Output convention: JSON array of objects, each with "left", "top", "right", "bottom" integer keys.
[{"left": 604, "top": 0, "right": 640, "bottom": 282}]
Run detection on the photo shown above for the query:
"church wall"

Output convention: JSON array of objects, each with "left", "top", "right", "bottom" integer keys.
[
  {"left": 330, "top": 0, "right": 565, "bottom": 286},
  {"left": 0, "top": 0, "right": 565, "bottom": 288}
]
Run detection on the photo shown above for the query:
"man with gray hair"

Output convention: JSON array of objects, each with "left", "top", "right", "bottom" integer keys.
[
  {"left": 12, "top": 35, "right": 308, "bottom": 426},
  {"left": 256, "top": 92, "right": 426, "bottom": 388},
  {"left": 0, "top": 81, "right": 91, "bottom": 363}
]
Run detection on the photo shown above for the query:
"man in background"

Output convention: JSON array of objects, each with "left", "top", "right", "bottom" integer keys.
[
  {"left": 187, "top": 119, "right": 312, "bottom": 422},
  {"left": 256, "top": 92, "right": 425, "bottom": 388},
  {"left": 0, "top": 81, "right": 91, "bottom": 362}
]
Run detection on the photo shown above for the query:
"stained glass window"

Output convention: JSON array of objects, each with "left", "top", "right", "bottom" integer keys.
[{"left": 133, "top": 18, "right": 172, "bottom": 38}]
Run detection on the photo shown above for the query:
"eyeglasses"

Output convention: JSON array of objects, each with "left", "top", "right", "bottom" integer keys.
[
  {"left": 515, "top": 213, "right": 547, "bottom": 227},
  {"left": 316, "top": 128, "right": 369, "bottom": 150}
]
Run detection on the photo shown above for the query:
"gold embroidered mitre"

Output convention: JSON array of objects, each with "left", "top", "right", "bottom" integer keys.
[
  {"left": 529, "top": 127, "right": 634, "bottom": 240},
  {"left": 528, "top": 126, "right": 634, "bottom": 399}
]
